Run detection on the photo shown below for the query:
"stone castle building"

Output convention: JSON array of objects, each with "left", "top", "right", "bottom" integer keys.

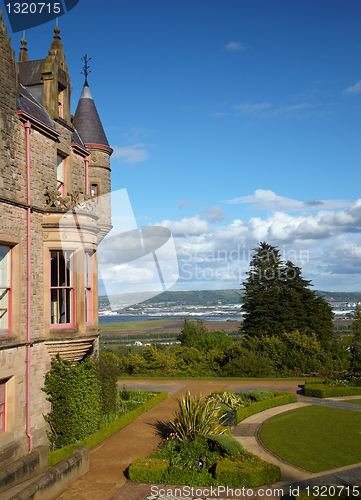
[{"left": 0, "top": 9, "right": 112, "bottom": 471}]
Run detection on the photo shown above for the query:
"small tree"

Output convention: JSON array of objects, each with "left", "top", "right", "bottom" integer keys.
[{"left": 178, "top": 318, "right": 232, "bottom": 352}]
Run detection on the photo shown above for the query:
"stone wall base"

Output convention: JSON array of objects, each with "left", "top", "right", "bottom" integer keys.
[{"left": 5, "top": 447, "right": 89, "bottom": 500}]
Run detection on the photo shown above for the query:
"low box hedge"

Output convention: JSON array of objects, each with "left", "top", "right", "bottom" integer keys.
[
  {"left": 304, "top": 384, "right": 361, "bottom": 398},
  {"left": 128, "top": 457, "right": 169, "bottom": 482},
  {"left": 236, "top": 391, "right": 297, "bottom": 423},
  {"left": 215, "top": 451, "right": 281, "bottom": 487},
  {"left": 48, "top": 390, "right": 168, "bottom": 466}
]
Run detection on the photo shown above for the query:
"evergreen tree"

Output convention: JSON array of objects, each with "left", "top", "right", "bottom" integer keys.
[
  {"left": 241, "top": 242, "right": 333, "bottom": 344},
  {"left": 241, "top": 242, "right": 284, "bottom": 337},
  {"left": 351, "top": 302, "right": 361, "bottom": 369}
]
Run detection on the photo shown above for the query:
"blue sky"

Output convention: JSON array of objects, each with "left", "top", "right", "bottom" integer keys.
[{"left": 4, "top": 0, "right": 361, "bottom": 293}]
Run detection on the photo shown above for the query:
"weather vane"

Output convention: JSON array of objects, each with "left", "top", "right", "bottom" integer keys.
[{"left": 81, "top": 54, "right": 92, "bottom": 85}]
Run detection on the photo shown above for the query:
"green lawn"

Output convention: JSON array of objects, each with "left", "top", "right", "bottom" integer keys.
[{"left": 260, "top": 405, "right": 361, "bottom": 473}]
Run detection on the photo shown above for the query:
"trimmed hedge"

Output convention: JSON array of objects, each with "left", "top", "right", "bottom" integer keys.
[
  {"left": 128, "top": 457, "right": 169, "bottom": 482},
  {"left": 48, "top": 390, "right": 168, "bottom": 466},
  {"left": 215, "top": 451, "right": 281, "bottom": 487},
  {"left": 304, "top": 384, "right": 361, "bottom": 398},
  {"left": 208, "top": 434, "right": 245, "bottom": 455},
  {"left": 236, "top": 391, "right": 297, "bottom": 423}
]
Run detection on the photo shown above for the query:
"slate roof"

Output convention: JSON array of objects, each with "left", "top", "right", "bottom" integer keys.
[
  {"left": 17, "top": 83, "right": 55, "bottom": 130},
  {"left": 73, "top": 83, "right": 109, "bottom": 147},
  {"left": 18, "top": 60, "right": 45, "bottom": 86}
]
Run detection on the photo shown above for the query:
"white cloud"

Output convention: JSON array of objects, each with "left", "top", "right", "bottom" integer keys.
[
  {"left": 159, "top": 216, "right": 210, "bottom": 237},
  {"left": 112, "top": 144, "right": 149, "bottom": 164},
  {"left": 202, "top": 206, "right": 229, "bottom": 223},
  {"left": 225, "top": 41, "right": 247, "bottom": 51},
  {"left": 154, "top": 198, "right": 361, "bottom": 291},
  {"left": 177, "top": 200, "right": 192, "bottom": 209},
  {"left": 225, "top": 189, "right": 350, "bottom": 212},
  {"left": 343, "top": 80, "right": 361, "bottom": 95}
]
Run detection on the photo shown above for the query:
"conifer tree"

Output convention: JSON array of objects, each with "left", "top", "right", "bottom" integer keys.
[{"left": 241, "top": 242, "right": 333, "bottom": 344}]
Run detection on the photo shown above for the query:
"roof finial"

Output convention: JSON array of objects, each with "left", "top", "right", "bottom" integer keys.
[
  {"left": 53, "top": 25, "right": 61, "bottom": 41},
  {"left": 81, "top": 54, "right": 92, "bottom": 86},
  {"left": 19, "top": 32, "right": 29, "bottom": 63}
]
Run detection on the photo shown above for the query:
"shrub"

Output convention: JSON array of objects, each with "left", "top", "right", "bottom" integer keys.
[
  {"left": 245, "top": 390, "right": 275, "bottom": 402},
  {"left": 236, "top": 391, "right": 297, "bottom": 423},
  {"left": 208, "top": 434, "right": 245, "bottom": 456},
  {"left": 304, "top": 383, "right": 361, "bottom": 398},
  {"left": 209, "top": 391, "right": 248, "bottom": 410},
  {"left": 128, "top": 457, "right": 169, "bottom": 482},
  {"left": 169, "top": 392, "right": 228, "bottom": 440},
  {"left": 43, "top": 354, "right": 102, "bottom": 449},
  {"left": 48, "top": 390, "right": 168, "bottom": 466},
  {"left": 97, "top": 352, "right": 119, "bottom": 415},
  {"left": 215, "top": 451, "right": 281, "bottom": 487}
]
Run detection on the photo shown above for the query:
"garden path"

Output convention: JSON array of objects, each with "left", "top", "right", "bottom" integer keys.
[
  {"left": 53, "top": 379, "right": 301, "bottom": 500},
  {"left": 54, "top": 380, "right": 361, "bottom": 500}
]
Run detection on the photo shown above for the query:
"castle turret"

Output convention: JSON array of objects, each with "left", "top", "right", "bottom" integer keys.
[{"left": 73, "top": 67, "right": 112, "bottom": 242}]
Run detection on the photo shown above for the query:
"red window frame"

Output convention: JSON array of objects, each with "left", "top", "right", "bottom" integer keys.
[
  {"left": 0, "top": 381, "right": 6, "bottom": 432},
  {"left": 50, "top": 250, "right": 74, "bottom": 328},
  {"left": 0, "top": 245, "right": 12, "bottom": 335},
  {"left": 85, "top": 252, "right": 93, "bottom": 326},
  {"left": 90, "top": 184, "right": 98, "bottom": 198}
]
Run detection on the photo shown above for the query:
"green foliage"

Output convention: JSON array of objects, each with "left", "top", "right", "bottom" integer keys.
[
  {"left": 208, "top": 434, "right": 245, "bottom": 456},
  {"left": 128, "top": 457, "right": 169, "bottom": 482},
  {"left": 48, "top": 390, "right": 168, "bottom": 466},
  {"left": 169, "top": 392, "right": 228, "bottom": 441},
  {"left": 178, "top": 318, "right": 233, "bottom": 352},
  {"left": 208, "top": 391, "right": 247, "bottom": 410},
  {"left": 241, "top": 242, "right": 333, "bottom": 344},
  {"left": 351, "top": 303, "right": 361, "bottom": 339},
  {"left": 304, "top": 382, "right": 361, "bottom": 398},
  {"left": 236, "top": 391, "right": 297, "bottom": 423},
  {"left": 245, "top": 390, "right": 275, "bottom": 402},
  {"left": 43, "top": 354, "right": 102, "bottom": 449},
  {"left": 215, "top": 451, "right": 281, "bottom": 487},
  {"left": 96, "top": 352, "right": 119, "bottom": 415}
]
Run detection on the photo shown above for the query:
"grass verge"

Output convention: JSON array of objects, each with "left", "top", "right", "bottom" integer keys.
[{"left": 260, "top": 405, "right": 361, "bottom": 473}]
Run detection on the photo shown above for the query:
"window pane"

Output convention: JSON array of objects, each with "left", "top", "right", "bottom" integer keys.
[{"left": 0, "top": 247, "right": 10, "bottom": 331}]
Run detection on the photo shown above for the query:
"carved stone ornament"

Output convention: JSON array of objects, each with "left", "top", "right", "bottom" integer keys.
[
  {"left": 44, "top": 186, "right": 96, "bottom": 212},
  {"left": 90, "top": 152, "right": 98, "bottom": 163}
]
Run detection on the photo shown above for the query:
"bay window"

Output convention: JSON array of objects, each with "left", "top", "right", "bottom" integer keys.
[{"left": 50, "top": 250, "right": 74, "bottom": 326}]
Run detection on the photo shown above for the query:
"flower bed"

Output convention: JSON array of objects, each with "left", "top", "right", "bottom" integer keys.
[{"left": 128, "top": 390, "right": 283, "bottom": 488}]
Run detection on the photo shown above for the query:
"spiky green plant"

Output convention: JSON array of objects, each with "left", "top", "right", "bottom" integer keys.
[
  {"left": 169, "top": 391, "right": 228, "bottom": 441},
  {"left": 210, "top": 392, "right": 246, "bottom": 410}
]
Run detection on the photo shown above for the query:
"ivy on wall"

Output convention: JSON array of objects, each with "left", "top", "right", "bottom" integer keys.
[{"left": 43, "top": 354, "right": 102, "bottom": 449}]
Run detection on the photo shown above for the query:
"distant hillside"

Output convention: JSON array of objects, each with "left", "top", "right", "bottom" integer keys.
[
  {"left": 98, "top": 289, "right": 361, "bottom": 309},
  {"left": 98, "top": 289, "right": 244, "bottom": 308},
  {"left": 317, "top": 291, "right": 361, "bottom": 302}
]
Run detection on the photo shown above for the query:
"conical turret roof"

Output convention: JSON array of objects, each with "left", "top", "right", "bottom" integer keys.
[{"left": 73, "top": 82, "right": 109, "bottom": 147}]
